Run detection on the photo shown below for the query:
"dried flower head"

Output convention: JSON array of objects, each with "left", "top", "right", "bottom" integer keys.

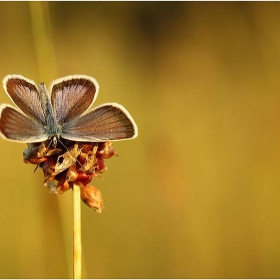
[{"left": 23, "top": 139, "right": 117, "bottom": 212}]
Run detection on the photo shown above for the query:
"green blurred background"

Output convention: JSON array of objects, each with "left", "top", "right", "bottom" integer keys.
[{"left": 1, "top": 1, "right": 280, "bottom": 278}]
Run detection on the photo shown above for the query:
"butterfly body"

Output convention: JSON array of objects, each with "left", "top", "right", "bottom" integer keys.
[{"left": 0, "top": 75, "right": 138, "bottom": 144}]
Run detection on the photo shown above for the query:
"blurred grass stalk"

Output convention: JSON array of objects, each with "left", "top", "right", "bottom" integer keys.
[
  {"left": 29, "top": 1, "right": 56, "bottom": 80},
  {"left": 29, "top": 2, "right": 82, "bottom": 278}
]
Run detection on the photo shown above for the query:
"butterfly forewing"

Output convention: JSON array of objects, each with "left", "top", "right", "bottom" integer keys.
[
  {"left": 50, "top": 75, "right": 99, "bottom": 124},
  {"left": 0, "top": 105, "right": 48, "bottom": 142},
  {"left": 61, "top": 103, "right": 138, "bottom": 142},
  {"left": 3, "top": 75, "right": 46, "bottom": 125}
]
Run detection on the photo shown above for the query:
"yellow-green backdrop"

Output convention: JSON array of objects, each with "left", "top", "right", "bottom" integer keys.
[{"left": 0, "top": 2, "right": 280, "bottom": 278}]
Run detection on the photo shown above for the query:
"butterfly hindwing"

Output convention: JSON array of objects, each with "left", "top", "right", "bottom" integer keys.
[
  {"left": 0, "top": 104, "right": 48, "bottom": 143},
  {"left": 61, "top": 103, "right": 138, "bottom": 142}
]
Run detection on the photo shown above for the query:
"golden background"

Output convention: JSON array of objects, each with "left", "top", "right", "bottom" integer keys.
[{"left": 0, "top": 2, "right": 280, "bottom": 278}]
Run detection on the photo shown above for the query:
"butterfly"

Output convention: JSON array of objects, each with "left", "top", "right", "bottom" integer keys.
[{"left": 0, "top": 74, "right": 138, "bottom": 146}]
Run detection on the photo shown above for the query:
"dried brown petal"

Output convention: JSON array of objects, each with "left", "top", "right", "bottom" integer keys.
[
  {"left": 24, "top": 142, "right": 63, "bottom": 164},
  {"left": 80, "top": 185, "right": 104, "bottom": 213},
  {"left": 97, "top": 142, "right": 116, "bottom": 159},
  {"left": 78, "top": 144, "right": 98, "bottom": 173},
  {"left": 66, "top": 164, "right": 78, "bottom": 182},
  {"left": 41, "top": 158, "right": 57, "bottom": 180},
  {"left": 56, "top": 173, "right": 71, "bottom": 193},
  {"left": 55, "top": 144, "right": 80, "bottom": 174},
  {"left": 45, "top": 179, "right": 60, "bottom": 194},
  {"left": 76, "top": 172, "right": 93, "bottom": 187},
  {"left": 96, "top": 157, "right": 106, "bottom": 173}
]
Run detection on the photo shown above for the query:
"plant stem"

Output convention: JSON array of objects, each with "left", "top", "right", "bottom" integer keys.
[{"left": 73, "top": 183, "right": 82, "bottom": 279}]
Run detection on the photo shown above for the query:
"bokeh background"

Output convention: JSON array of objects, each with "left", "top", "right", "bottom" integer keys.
[{"left": 0, "top": 1, "right": 280, "bottom": 278}]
